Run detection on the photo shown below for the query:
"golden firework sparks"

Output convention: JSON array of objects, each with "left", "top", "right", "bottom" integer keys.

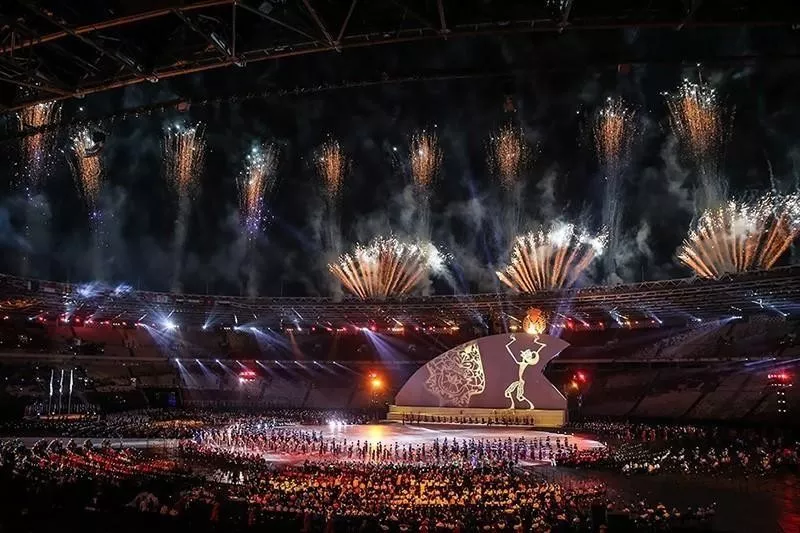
[
  {"left": 163, "top": 123, "right": 206, "bottom": 201},
  {"left": 593, "top": 97, "right": 637, "bottom": 177},
  {"left": 496, "top": 223, "right": 608, "bottom": 293},
  {"left": 328, "top": 236, "right": 448, "bottom": 299},
  {"left": 409, "top": 129, "right": 443, "bottom": 197},
  {"left": 238, "top": 143, "right": 279, "bottom": 240},
  {"left": 488, "top": 123, "right": 531, "bottom": 190},
  {"left": 16, "top": 101, "right": 61, "bottom": 190},
  {"left": 68, "top": 129, "right": 103, "bottom": 211},
  {"left": 315, "top": 138, "right": 348, "bottom": 205},
  {"left": 677, "top": 193, "right": 800, "bottom": 278},
  {"left": 666, "top": 80, "right": 732, "bottom": 205}
]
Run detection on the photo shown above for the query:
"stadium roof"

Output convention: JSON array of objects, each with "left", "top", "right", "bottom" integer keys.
[
  {"left": 2, "top": 0, "right": 798, "bottom": 111},
  {"left": 2, "top": 266, "right": 800, "bottom": 327}
]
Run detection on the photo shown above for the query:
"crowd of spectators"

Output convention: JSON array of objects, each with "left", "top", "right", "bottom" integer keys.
[
  {"left": 0, "top": 408, "right": 369, "bottom": 439},
  {"left": 3, "top": 409, "right": 798, "bottom": 530},
  {"left": 0, "top": 437, "right": 717, "bottom": 532},
  {"left": 558, "top": 421, "right": 799, "bottom": 477}
]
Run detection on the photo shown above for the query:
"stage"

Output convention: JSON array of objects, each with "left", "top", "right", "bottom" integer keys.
[{"left": 387, "top": 405, "right": 566, "bottom": 427}]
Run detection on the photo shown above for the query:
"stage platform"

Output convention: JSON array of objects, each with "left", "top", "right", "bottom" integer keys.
[
  {"left": 316, "top": 422, "right": 600, "bottom": 448},
  {"left": 387, "top": 405, "right": 566, "bottom": 428}
]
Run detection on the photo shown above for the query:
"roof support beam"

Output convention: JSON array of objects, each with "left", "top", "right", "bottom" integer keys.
[
  {"left": 172, "top": 9, "right": 233, "bottom": 60},
  {"left": 1, "top": 0, "right": 235, "bottom": 55},
  {"left": 386, "top": 0, "right": 436, "bottom": 31},
  {"left": 231, "top": 1, "right": 237, "bottom": 58},
  {"left": 0, "top": 14, "right": 101, "bottom": 77},
  {"left": 236, "top": 2, "right": 319, "bottom": 43},
  {"left": 5, "top": 17, "right": 798, "bottom": 112},
  {"left": 302, "top": 0, "right": 336, "bottom": 49},
  {"left": 437, "top": 0, "right": 448, "bottom": 36},
  {"left": 18, "top": 2, "right": 149, "bottom": 80},
  {"left": 336, "top": 0, "right": 358, "bottom": 44},
  {"left": 0, "top": 73, "right": 71, "bottom": 97}
]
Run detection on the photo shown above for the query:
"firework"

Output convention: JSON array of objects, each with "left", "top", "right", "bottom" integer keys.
[
  {"left": 328, "top": 236, "right": 447, "bottom": 299},
  {"left": 666, "top": 80, "right": 731, "bottom": 205},
  {"left": 16, "top": 101, "right": 62, "bottom": 191},
  {"left": 496, "top": 223, "right": 608, "bottom": 293},
  {"left": 68, "top": 129, "right": 103, "bottom": 211},
  {"left": 164, "top": 122, "right": 205, "bottom": 293},
  {"left": 593, "top": 97, "right": 638, "bottom": 278},
  {"left": 238, "top": 144, "right": 279, "bottom": 239},
  {"left": 163, "top": 123, "right": 206, "bottom": 200},
  {"left": 409, "top": 129, "right": 443, "bottom": 197},
  {"left": 488, "top": 123, "right": 531, "bottom": 190},
  {"left": 316, "top": 138, "right": 348, "bottom": 205},
  {"left": 593, "top": 97, "right": 637, "bottom": 178},
  {"left": 677, "top": 193, "right": 800, "bottom": 279}
]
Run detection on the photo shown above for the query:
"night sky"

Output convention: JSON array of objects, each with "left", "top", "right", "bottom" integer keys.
[{"left": 1, "top": 28, "right": 799, "bottom": 297}]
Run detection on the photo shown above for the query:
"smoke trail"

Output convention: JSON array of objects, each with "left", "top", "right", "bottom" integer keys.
[
  {"left": 592, "top": 96, "right": 638, "bottom": 280},
  {"left": 15, "top": 101, "right": 62, "bottom": 276},
  {"left": 67, "top": 128, "right": 107, "bottom": 279},
  {"left": 487, "top": 123, "right": 533, "bottom": 247},
  {"left": 409, "top": 129, "right": 443, "bottom": 238},
  {"left": 665, "top": 79, "right": 733, "bottom": 210},
  {"left": 238, "top": 143, "right": 279, "bottom": 298},
  {"left": 163, "top": 123, "right": 206, "bottom": 293},
  {"left": 314, "top": 138, "right": 349, "bottom": 256}
]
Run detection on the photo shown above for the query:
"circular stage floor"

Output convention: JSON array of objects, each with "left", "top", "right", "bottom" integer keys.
[{"left": 315, "top": 422, "right": 605, "bottom": 450}]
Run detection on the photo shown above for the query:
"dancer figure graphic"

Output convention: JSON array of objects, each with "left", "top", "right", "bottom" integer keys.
[{"left": 503, "top": 334, "right": 545, "bottom": 409}]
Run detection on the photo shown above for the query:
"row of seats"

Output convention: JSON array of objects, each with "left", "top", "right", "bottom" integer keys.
[{"left": 628, "top": 317, "right": 800, "bottom": 360}]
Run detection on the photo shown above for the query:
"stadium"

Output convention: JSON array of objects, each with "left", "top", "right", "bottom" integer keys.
[{"left": 1, "top": 1, "right": 799, "bottom": 532}]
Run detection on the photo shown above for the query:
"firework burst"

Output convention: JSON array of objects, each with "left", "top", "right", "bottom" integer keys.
[
  {"left": 16, "top": 101, "right": 62, "bottom": 191},
  {"left": 593, "top": 97, "right": 637, "bottom": 178},
  {"left": 316, "top": 138, "right": 348, "bottom": 205},
  {"left": 328, "top": 236, "right": 448, "bottom": 299},
  {"left": 238, "top": 144, "right": 279, "bottom": 240},
  {"left": 488, "top": 123, "right": 531, "bottom": 190},
  {"left": 409, "top": 129, "right": 443, "bottom": 197},
  {"left": 68, "top": 129, "right": 104, "bottom": 211},
  {"left": 666, "top": 80, "right": 732, "bottom": 206},
  {"left": 677, "top": 193, "right": 800, "bottom": 279},
  {"left": 496, "top": 223, "right": 608, "bottom": 293},
  {"left": 164, "top": 123, "right": 206, "bottom": 201}
]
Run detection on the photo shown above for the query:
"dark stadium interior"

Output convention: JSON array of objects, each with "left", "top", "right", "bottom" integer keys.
[{"left": 2, "top": 1, "right": 800, "bottom": 533}]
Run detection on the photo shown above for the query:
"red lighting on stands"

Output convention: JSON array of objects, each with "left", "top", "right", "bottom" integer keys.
[
  {"left": 238, "top": 369, "right": 257, "bottom": 383},
  {"left": 768, "top": 373, "right": 791, "bottom": 382}
]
